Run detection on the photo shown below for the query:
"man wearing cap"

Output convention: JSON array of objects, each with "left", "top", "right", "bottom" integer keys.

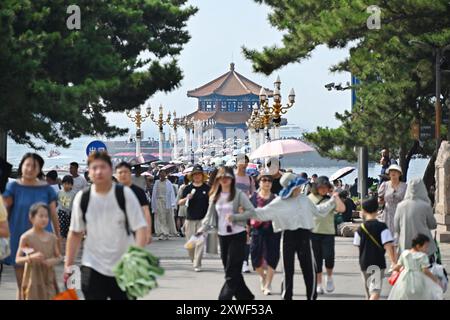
[
  {"left": 228, "top": 173, "right": 346, "bottom": 300},
  {"left": 179, "top": 164, "right": 210, "bottom": 272}
]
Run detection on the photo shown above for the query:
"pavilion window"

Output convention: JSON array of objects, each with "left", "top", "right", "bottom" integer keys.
[
  {"left": 228, "top": 101, "right": 236, "bottom": 112},
  {"left": 237, "top": 101, "right": 243, "bottom": 112}
]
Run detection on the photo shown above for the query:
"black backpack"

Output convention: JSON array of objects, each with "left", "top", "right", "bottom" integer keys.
[{"left": 79, "top": 184, "right": 131, "bottom": 236}]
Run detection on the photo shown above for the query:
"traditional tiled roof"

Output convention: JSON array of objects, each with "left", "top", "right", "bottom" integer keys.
[
  {"left": 185, "top": 110, "right": 215, "bottom": 121},
  {"left": 187, "top": 63, "right": 273, "bottom": 98}
]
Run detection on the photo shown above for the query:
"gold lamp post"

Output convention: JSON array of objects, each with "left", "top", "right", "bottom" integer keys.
[
  {"left": 126, "top": 104, "right": 151, "bottom": 157},
  {"left": 150, "top": 104, "right": 168, "bottom": 161},
  {"left": 259, "top": 76, "right": 296, "bottom": 141},
  {"left": 179, "top": 116, "right": 194, "bottom": 161},
  {"left": 166, "top": 111, "right": 180, "bottom": 160},
  {"left": 246, "top": 103, "right": 260, "bottom": 151},
  {"left": 272, "top": 76, "right": 295, "bottom": 139}
]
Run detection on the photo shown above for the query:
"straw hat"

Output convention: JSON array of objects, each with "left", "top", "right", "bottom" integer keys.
[{"left": 187, "top": 164, "right": 208, "bottom": 182}]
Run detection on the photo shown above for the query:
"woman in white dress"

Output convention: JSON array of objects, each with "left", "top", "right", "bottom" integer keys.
[{"left": 378, "top": 164, "right": 407, "bottom": 239}]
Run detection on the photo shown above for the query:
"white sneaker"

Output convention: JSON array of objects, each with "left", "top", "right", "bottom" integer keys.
[
  {"left": 326, "top": 276, "right": 335, "bottom": 293},
  {"left": 263, "top": 284, "right": 272, "bottom": 296},
  {"left": 242, "top": 261, "right": 250, "bottom": 273},
  {"left": 317, "top": 286, "right": 325, "bottom": 295},
  {"left": 260, "top": 277, "right": 266, "bottom": 292},
  {"left": 194, "top": 267, "right": 201, "bottom": 272}
]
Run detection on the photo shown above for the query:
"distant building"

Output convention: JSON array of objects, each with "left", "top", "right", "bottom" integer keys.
[{"left": 186, "top": 63, "right": 283, "bottom": 139}]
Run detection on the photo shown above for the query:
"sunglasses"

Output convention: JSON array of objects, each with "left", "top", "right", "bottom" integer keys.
[{"left": 260, "top": 178, "right": 272, "bottom": 183}]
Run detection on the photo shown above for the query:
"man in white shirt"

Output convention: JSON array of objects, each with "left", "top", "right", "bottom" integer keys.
[
  {"left": 70, "top": 162, "right": 88, "bottom": 194},
  {"left": 64, "top": 152, "right": 147, "bottom": 300}
]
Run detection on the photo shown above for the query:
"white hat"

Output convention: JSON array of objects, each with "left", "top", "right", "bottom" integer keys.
[
  {"left": 387, "top": 164, "right": 403, "bottom": 175},
  {"left": 279, "top": 174, "right": 309, "bottom": 199},
  {"left": 280, "top": 172, "right": 299, "bottom": 189}
]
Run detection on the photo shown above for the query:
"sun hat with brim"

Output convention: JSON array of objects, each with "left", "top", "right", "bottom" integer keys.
[
  {"left": 258, "top": 168, "right": 273, "bottom": 178},
  {"left": 279, "top": 176, "right": 309, "bottom": 199},
  {"left": 280, "top": 172, "right": 298, "bottom": 189},
  {"left": 257, "top": 169, "right": 273, "bottom": 182},
  {"left": 386, "top": 164, "right": 403, "bottom": 175},
  {"left": 187, "top": 164, "right": 208, "bottom": 182}
]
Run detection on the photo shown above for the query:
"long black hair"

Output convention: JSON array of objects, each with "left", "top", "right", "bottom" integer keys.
[{"left": 18, "top": 153, "right": 45, "bottom": 180}]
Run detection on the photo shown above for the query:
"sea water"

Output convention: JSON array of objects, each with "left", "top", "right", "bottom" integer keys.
[{"left": 6, "top": 137, "right": 430, "bottom": 184}]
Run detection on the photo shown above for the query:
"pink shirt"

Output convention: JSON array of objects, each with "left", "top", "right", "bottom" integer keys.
[
  {"left": 215, "top": 193, "right": 246, "bottom": 236},
  {"left": 235, "top": 173, "right": 255, "bottom": 197}
]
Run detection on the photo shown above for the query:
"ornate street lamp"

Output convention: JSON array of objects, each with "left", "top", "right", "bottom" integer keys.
[
  {"left": 259, "top": 76, "right": 296, "bottom": 141},
  {"left": 150, "top": 104, "right": 169, "bottom": 161},
  {"left": 126, "top": 104, "right": 151, "bottom": 157},
  {"left": 166, "top": 111, "right": 180, "bottom": 160}
]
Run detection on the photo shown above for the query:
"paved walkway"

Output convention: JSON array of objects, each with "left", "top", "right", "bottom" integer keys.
[{"left": 1, "top": 237, "right": 450, "bottom": 300}]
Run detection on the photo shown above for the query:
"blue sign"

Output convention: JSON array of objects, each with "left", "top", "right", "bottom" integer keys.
[
  {"left": 86, "top": 140, "right": 107, "bottom": 156},
  {"left": 351, "top": 75, "right": 360, "bottom": 108}
]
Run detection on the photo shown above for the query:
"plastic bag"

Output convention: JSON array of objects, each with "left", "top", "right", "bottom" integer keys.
[
  {"left": 430, "top": 263, "right": 448, "bottom": 293},
  {"left": 184, "top": 235, "right": 204, "bottom": 250}
]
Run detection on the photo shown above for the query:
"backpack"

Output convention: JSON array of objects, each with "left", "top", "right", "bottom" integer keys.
[{"left": 79, "top": 184, "right": 131, "bottom": 236}]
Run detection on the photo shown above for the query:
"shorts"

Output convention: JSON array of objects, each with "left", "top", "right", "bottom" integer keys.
[
  {"left": 361, "top": 269, "right": 385, "bottom": 298},
  {"left": 311, "top": 233, "right": 335, "bottom": 273}
]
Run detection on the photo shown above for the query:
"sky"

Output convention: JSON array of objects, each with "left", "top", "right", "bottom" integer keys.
[{"left": 108, "top": 0, "right": 353, "bottom": 139}]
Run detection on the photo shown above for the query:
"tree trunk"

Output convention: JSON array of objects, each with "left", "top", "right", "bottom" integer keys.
[
  {"left": 423, "top": 150, "right": 437, "bottom": 206},
  {"left": 398, "top": 140, "right": 421, "bottom": 182},
  {"left": 399, "top": 143, "right": 408, "bottom": 182}
]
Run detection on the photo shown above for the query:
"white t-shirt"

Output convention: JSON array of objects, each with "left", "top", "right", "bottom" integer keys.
[
  {"left": 72, "top": 175, "right": 88, "bottom": 194},
  {"left": 215, "top": 193, "right": 246, "bottom": 236},
  {"left": 70, "top": 183, "right": 147, "bottom": 276}
]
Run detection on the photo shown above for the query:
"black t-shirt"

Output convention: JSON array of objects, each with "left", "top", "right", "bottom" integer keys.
[
  {"left": 342, "top": 198, "right": 356, "bottom": 222},
  {"left": 271, "top": 177, "right": 283, "bottom": 196},
  {"left": 354, "top": 219, "right": 394, "bottom": 271},
  {"left": 182, "top": 183, "right": 210, "bottom": 220},
  {"left": 130, "top": 184, "right": 150, "bottom": 207}
]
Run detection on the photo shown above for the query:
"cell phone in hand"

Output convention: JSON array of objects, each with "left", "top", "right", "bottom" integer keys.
[{"left": 226, "top": 225, "right": 232, "bottom": 233}]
